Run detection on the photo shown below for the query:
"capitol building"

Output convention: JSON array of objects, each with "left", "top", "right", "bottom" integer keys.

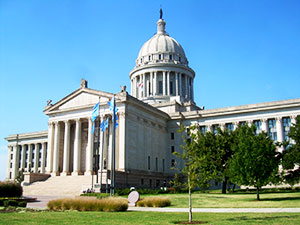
[{"left": 5, "top": 15, "right": 300, "bottom": 194}]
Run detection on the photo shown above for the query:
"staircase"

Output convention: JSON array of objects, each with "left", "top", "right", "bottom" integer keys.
[{"left": 23, "top": 175, "right": 98, "bottom": 196}]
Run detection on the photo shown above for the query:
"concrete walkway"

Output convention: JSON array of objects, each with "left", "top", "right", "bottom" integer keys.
[{"left": 25, "top": 195, "right": 300, "bottom": 213}]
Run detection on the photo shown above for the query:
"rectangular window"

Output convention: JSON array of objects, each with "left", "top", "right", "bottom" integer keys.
[
  {"left": 149, "top": 179, "right": 152, "bottom": 187},
  {"left": 268, "top": 119, "right": 277, "bottom": 141},
  {"left": 159, "top": 54, "right": 162, "bottom": 60},
  {"left": 162, "top": 159, "right": 165, "bottom": 172},
  {"left": 148, "top": 156, "right": 151, "bottom": 170},
  {"left": 141, "top": 178, "right": 144, "bottom": 186},
  {"left": 155, "top": 157, "right": 158, "bottom": 171},
  {"left": 253, "top": 120, "right": 262, "bottom": 135},
  {"left": 239, "top": 121, "right": 246, "bottom": 126},
  {"left": 283, "top": 117, "right": 291, "bottom": 141},
  {"left": 171, "top": 146, "right": 175, "bottom": 153},
  {"left": 200, "top": 126, "right": 206, "bottom": 135},
  {"left": 11, "top": 154, "right": 13, "bottom": 160},
  {"left": 226, "top": 123, "right": 234, "bottom": 131},
  {"left": 158, "top": 81, "right": 163, "bottom": 94},
  {"left": 170, "top": 81, "right": 173, "bottom": 95},
  {"left": 10, "top": 162, "right": 12, "bottom": 168},
  {"left": 171, "top": 132, "right": 174, "bottom": 140},
  {"left": 212, "top": 125, "right": 219, "bottom": 134},
  {"left": 171, "top": 159, "right": 175, "bottom": 167},
  {"left": 156, "top": 180, "right": 160, "bottom": 187},
  {"left": 169, "top": 55, "right": 172, "bottom": 60},
  {"left": 9, "top": 172, "right": 12, "bottom": 179}
]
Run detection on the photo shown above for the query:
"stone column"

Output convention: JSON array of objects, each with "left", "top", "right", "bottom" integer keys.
[
  {"left": 261, "top": 119, "right": 268, "bottom": 132},
  {"left": 167, "top": 71, "right": 170, "bottom": 95},
  {"left": 72, "top": 118, "right": 82, "bottom": 176},
  {"left": 52, "top": 121, "right": 61, "bottom": 176},
  {"left": 143, "top": 74, "right": 146, "bottom": 98},
  {"left": 131, "top": 79, "right": 133, "bottom": 96},
  {"left": 133, "top": 77, "right": 136, "bottom": 97},
  {"left": 6, "top": 146, "right": 12, "bottom": 179},
  {"left": 12, "top": 145, "right": 19, "bottom": 179},
  {"left": 153, "top": 72, "right": 157, "bottom": 96},
  {"left": 118, "top": 112, "right": 126, "bottom": 171},
  {"left": 191, "top": 79, "right": 194, "bottom": 101},
  {"left": 248, "top": 120, "right": 253, "bottom": 127},
  {"left": 175, "top": 72, "right": 179, "bottom": 96},
  {"left": 62, "top": 120, "right": 71, "bottom": 176},
  {"left": 46, "top": 122, "right": 54, "bottom": 173},
  {"left": 27, "top": 144, "right": 33, "bottom": 172},
  {"left": 179, "top": 73, "right": 182, "bottom": 96},
  {"left": 150, "top": 72, "right": 153, "bottom": 96},
  {"left": 21, "top": 144, "right": 26, "bottom": 169},
  {"left": 34, "top": 143, "right": 39, "bottom": 173},
  {"left": 85, "top": 118, "right": 93, "bottom": 175},
  {"left": 220, "top": 123, "right": 225, "bottom": 131},
  {"left": 291, "top": 115, "right": 297, "bottom": 126},
  {"left": 276, "top": 117, "right": 284, "bottom": 143},
  {"left": 207, "top": 124, "right": 212, "bottom": 132},
  {"left": 41, "top": 143, "right": 46, "bottom": 173},
  {"left": 185, "top": 75, "right": 188, "bottom": 98},
  {"left": 163, "top": 71, "right": 166, "bottom": 95}
]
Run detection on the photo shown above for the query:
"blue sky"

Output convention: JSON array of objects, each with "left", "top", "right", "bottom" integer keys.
[{"left": 1, "top": 0, "right": 300, "bottom": 181}]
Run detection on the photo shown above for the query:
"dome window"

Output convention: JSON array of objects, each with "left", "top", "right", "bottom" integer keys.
[
  {"left": 140, "top": 58, "right": 143, "bottom": 63},
  {"left": 159, "top": 54, "right": 162, "bottom": 60},
  {"left": 169, "top": 55, "right": 172, "bottom": 60},
  {"left": 179, "top": 57, "right": 181, "bottom": 62},
  {"left": 149, "top": 55, "right": 151, "bottom": 61}
]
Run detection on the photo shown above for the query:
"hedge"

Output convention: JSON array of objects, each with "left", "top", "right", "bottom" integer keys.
[{"left": 0, "top": 181, "right": 23, "bottom": 198}]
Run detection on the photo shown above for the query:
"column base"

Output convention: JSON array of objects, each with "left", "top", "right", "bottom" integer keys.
[
  {"left": 71, "top": 171, "right": 83, "bottom": 176},
  {"left": 61, "top": 171, "right": 70, "bottom": 176},
  {"left": 51, "top": 171, "right": 60, "bottom": 176},
  {"left": 84, "top": 171, "right": 92, "bottom": 176}
]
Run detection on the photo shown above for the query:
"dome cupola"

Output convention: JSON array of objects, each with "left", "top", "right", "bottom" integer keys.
[{"left": 130, "top": 10, "right": 195, "bottom": 105}]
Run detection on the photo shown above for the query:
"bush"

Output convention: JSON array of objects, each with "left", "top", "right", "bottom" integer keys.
[
  {"left": 80, "top": 193, "right": 110, "bottom": 199},
  {"left": 4, "top": 200, "right": 19, "bottom": 207},
  {"left": 47, "top": 197, "right": 128, "bottom": 212},
  {"left": 18, "top": 201, "right": 27, "bottom": 208},
  {"left": 0, "top": 181, "right": 23, "bottom": 197},
  {"left": 137, "top": 197, "right": 171, "bottom": 207}
]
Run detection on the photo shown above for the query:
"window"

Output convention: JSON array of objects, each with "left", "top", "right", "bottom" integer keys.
[
  {"left": 148, "top": 156, "right": 151, "bottom": 170},
  {"left": 171, "top": 159, "right": 175, "bottom": 167},
  {"left": 283, "top": 117, "right": 291, "bottom": 141},
  {"left": 156, "top": 180, "right": 160, "bottom": 187},
  {"left": 10, "top": 163, "right": 12, "bottom": 168},
  {"left": 169, "top": 55, "right": 172, "bottom": 60},
  {"left": 141, "top": 178, "right": 144, "bottom": 186},
  {"left": 171, "top": 146, "right": 175, "bottom": 153},
  {"left": 268, "top": 119, "right": 277, "bottom": 141},
  {"left": 162, "top": 159, "right": 165, "bottom": 172},
  {"left": 155, "top": 157, "right": 158, "bottom": 171},
  {"left": 9, "top": 172, "right": 12, "bottom": 179},
  {"left": 11, "top": 154, "right": 13, "bottom": 160},
  {"left": 170, "top": 81, "right": 173, "bottom": 95},
  {"left": 149, "top": 179, "right": 152, "bottom": 187},
  {"left": 159, "top": 54, "right": 162, "bottom": 60},
  {"left": 212, "top": 124, "right": 219, "bottom": 134},
  {"left": 179, "top": 57, "right": 181, "bottom": 62},
  {"left": 171, "top": 132, "right": 174, "bottom": 140},
  {"left": 226, "top": 123, "right": 234, "bottom": 131},
  {"left": 148, "top": 55, "right": 151, "bottom": 61},
  {"left": 239, "top": 121, "right": 246, "bottom": 126},
  {"left": 158, "top": 81, "right": 163, "bottom": 94},
  {"left": 253, "top": 120, "right": 262, "bottom": 135},
  {"left": 200, "top": 126, "right": 207, "bottom": 135}
]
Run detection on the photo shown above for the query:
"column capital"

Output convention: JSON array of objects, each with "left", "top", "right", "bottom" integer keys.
[
  {"left": 54, "top": 121, "right": 60, "bottom": 126},
  {"left": 276, "top": 117, "right": 282, "bottom": 122},
  {"left": 48, "top": 121, "right": 54, "bottom": 126},
  {"left": 64, "top": 120, "right": 71, "bottom": 125},
  {"left": 261, "top": 118, "right": 268, "bottom": 123}
]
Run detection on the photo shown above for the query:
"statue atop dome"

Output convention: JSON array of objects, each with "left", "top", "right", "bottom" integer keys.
[{"left": 160, "top": 8, "right": 163, "bottom": 19}]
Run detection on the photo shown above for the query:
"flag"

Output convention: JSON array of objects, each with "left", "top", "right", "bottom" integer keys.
[
  {"left": 91, "top": 102, "right": 100, "bottom": 134},
  {"left": 107, "top": 96, "right": 119, "bottom": 128},
  {"left": 91, "top": 102, "right": 99, "bottom": 122},
  {"left": 100, "top": 117, "right": 109, "bottom": 132}
]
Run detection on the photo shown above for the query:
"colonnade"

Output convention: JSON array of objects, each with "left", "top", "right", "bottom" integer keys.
[{"left": 131, "top": 71, "right": 194, "bottom": 101}]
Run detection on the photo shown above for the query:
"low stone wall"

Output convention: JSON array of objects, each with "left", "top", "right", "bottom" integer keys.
[{"left": 23, "top": 172, "right": 50, "bottom": 185}]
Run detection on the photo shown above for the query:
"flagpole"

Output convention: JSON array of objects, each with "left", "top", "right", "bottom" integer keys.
[
  {"left": 111, "top": 95, "right": 116, "bottom": 196},
  {"left": 99, "top": 124, "right": 104, "bottom": 192},
  {"left": 106, "top": 120, "right": 110, "bottom": 194},
  {"left": 96, "top": 98, "right": 101, "bottom": 187}
]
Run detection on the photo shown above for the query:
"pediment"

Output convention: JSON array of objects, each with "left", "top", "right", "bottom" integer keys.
[{"left": 44, "top": 88, "right": 112, "bottom": 114}]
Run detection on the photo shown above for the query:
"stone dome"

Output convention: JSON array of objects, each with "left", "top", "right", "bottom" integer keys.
[{"left": 135, "top": 19, "right": 188, "bottom": 67}]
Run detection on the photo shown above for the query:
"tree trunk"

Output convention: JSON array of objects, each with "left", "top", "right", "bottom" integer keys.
[
  {"left": 222, "top": 177, "right": 228, "bottom": 194},
  {"left": 256, "top": 187, "right": 260, "bottom": 201},
  {"left": 188, "top": 175, "right": 192, "bottom": 222}
]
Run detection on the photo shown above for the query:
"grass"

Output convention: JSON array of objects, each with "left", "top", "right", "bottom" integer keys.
[
  {"left": 0, "top": 211, "right": 300, "bottom": 224},
  {"left": 139, "top": 191, "right": 300, "bottom": 208}
]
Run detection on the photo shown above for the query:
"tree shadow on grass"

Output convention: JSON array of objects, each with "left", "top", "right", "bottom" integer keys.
[
  {"left": 226, "top": 215, "right": 299, "bottom": 222},
  {"left": 260, "top": 197, "right": 300, "bottom": 201}
]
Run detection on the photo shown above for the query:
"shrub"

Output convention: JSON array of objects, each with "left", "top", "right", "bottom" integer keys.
[
  {"left": 4, "top": 200, "right": 19, "bottom": 207},
  {"left": 137, "top": 197, "right": 171, "bottom": 207},
  {"left": 18, "top": 201, "right": 27, "bottom": 208},
  {"left": 80, "top": 193, "right": 110, "bottom": 199},
  {"left": 0, "top": 181, "right": 23, "bottom": 197},
  {"left": 47, "top": 197, "right": 128, "bottom": 212}
]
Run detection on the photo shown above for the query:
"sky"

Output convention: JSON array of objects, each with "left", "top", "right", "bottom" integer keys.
[{"left": 0, "top": 0, "right": 300, "bottom": 181}]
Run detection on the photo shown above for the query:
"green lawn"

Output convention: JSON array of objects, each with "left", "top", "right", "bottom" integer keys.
[
  {"left": 140, "top": 192, "right": 300, "bottom": 208},
  {"left": 0, "top": 211, "right": 300, "bottom": 225}
]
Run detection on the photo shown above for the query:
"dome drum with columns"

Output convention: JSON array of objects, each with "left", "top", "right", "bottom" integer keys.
[{"left": 130, "top": 16, "right": 195, "bottom": 105}]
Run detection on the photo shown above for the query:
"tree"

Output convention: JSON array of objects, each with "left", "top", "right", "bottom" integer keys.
[
  {"left": 16, "top": 168, "right": 24, "bottom": 184},
  {"left": 173, "top": 124, "right": 211, "bottom": 223},
  {"left": 282, "top": 115, "right": 300, "bottom": 186},
  {"left": 229, "top": 125, "right": 279, "bottom": 200}
]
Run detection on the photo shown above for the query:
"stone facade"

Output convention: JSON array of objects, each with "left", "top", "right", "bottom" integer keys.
[{"left": 5, "top": 16, "right": 300, "bottom": 189}]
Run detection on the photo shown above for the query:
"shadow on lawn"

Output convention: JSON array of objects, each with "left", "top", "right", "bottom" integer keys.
[
  {"left": 226, "top": 215, "right": 299, "bottom": 222},
  {"left": 260, "top": 197, "right": 300, "bottom": 201}
]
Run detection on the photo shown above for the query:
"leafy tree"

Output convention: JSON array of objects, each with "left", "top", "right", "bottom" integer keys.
[
  {"left": 229, "top": 125, "right": 279, "bottom": 200},
  {"left": 16, "top": 169, "right": 24, "bottom": 184},
  {"left": 282, "top": 115, "right": 300, "bottom": 186}
]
